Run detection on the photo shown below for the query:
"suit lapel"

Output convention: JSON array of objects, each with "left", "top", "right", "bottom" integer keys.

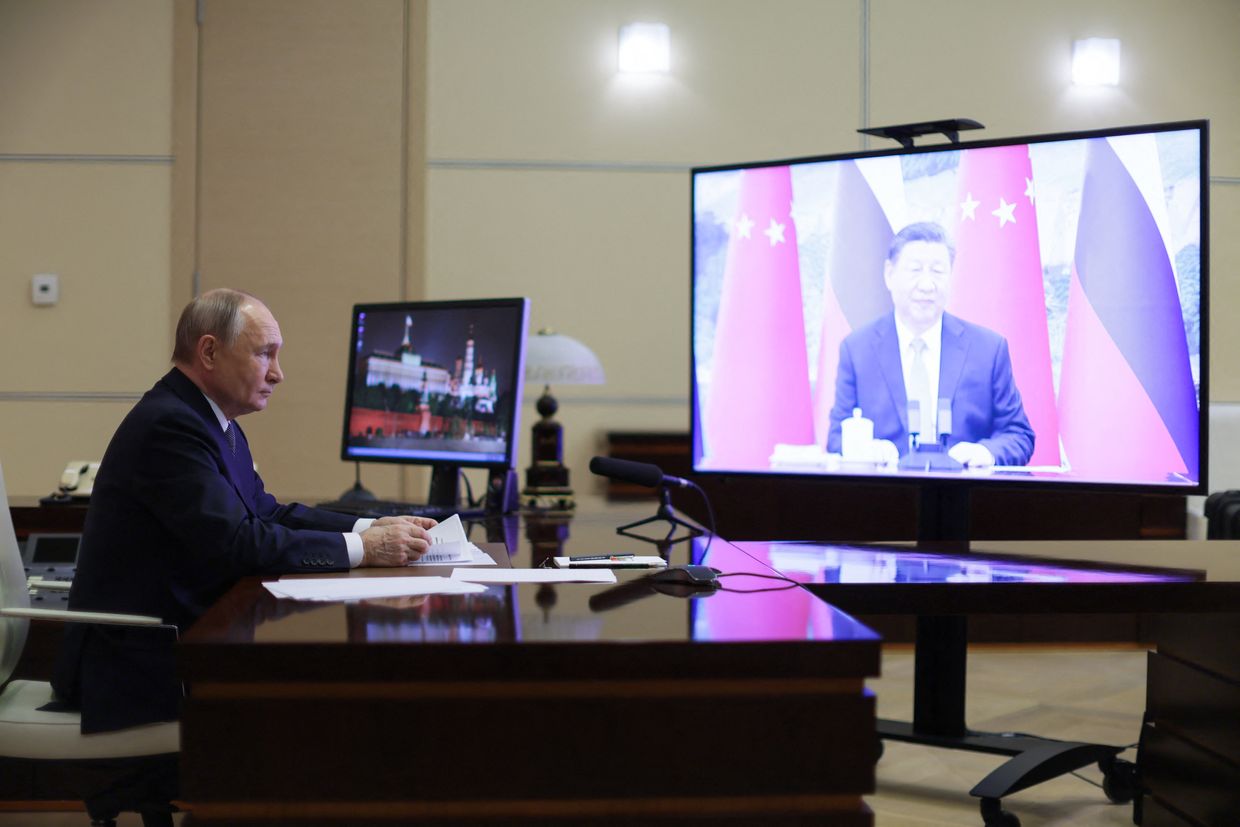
[
  {"left": 873, "top": 315, "right": 909, "bottom": 432},
  {"left": 939, "top": 313, "right": 969, "bottom": 402},
  {"left": 161, "top": 369, "right": 258, "bottom": 517}
]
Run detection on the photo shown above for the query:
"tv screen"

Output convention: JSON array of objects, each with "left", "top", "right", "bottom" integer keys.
[
  {"left": 341, "top": 298, "right": 529, "bottom": 470},
  {"left": 691, "top": 121, "right": 1207, "bottom": 492}
]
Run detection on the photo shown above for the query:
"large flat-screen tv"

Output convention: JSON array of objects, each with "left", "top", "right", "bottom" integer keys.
[
  {"left": 691, "top": 120, "right": 1207, "bottom": 497},
  {"left": 339, "top": 298, "right": 529, "bottom": 510}
]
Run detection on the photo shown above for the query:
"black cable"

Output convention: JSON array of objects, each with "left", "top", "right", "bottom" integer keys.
[
  {"left": 685, "top": 480, "right": 717, "bottom": 560},
  {"left": 458, "top": 469, "right": 478, "bottom": 508},
  {"left": 716, "top": 571, "right": 802, "bottom": 585},
  {"left": 716, "top": 583, "right": 803, "bottom": 594},
  {"left": 1069, "top": 771, "right": 1104, "bottom": 789}
]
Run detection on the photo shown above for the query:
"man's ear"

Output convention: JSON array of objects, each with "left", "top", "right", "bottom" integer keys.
[
  {"left": 196, "top": 335, "right": 219, "bottom": 370},
  {"left": 883, "top": 259, "right": 894, "bottom": 291}
]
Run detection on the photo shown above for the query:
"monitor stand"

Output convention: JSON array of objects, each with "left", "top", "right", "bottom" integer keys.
[
  {"left": 916, "top": 484, "right": 970, "bottom": 549},
  {"left": 427, "top": 464, "right": 462, "bottom": 510}
]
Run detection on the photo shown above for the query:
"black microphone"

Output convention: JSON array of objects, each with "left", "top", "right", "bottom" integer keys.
[{"left": 588, "top": 456, "right": 691, "bottom": 489}]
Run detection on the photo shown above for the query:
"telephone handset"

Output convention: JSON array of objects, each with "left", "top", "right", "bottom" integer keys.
[{"left": 42, "top": 461, "right": 101, "bottom": 504}]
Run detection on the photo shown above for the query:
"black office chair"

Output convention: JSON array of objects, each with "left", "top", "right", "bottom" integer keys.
[{"left": 0, "top": 463, "right": 180, "bottom": 826}]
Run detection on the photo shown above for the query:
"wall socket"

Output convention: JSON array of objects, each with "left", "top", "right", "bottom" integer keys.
[{"left": 32, "top": 273, "right": 59, "bottom": 306}]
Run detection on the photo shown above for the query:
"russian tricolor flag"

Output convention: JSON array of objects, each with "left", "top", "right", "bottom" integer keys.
[
  {"left": 1057, "top": 136, "right": 1198, "bottom": 482},
  {"left": 811, "top": 158, "right": 901, "bottom": 445}
]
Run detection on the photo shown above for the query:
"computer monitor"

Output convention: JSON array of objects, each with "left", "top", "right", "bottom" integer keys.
[
  {"left": 691, "top": 121, "right": 1207, "bottom": 508},
  {"left": 340, "top": 298, "right": 530, "bottom": 509}
]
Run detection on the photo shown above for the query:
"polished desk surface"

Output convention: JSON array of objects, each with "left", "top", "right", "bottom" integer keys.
[
  {"left": 730, "top": 538, "right": 1240, "bottom": 615},
  {"left": 176, "top": 500, "right": 881, "bottom": 825},
  {"left": 180, "top": 501, "right": 879, "bottom": 675}
]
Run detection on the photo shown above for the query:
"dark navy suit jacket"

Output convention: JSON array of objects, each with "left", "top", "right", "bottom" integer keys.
[
  {"left": 53, "top": 367, "right": 358, "bottom": 732},
  {"left": 826, "top": 312, "right": 1035, "bottom": 466}
]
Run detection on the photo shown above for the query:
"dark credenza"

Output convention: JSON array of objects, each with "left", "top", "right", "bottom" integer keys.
[
  {"left": 1142, "top": 612, "right": 1240, "bottom": 825},
  {"left": 603, "top": 431, "right": 1187, "bottom": 541}
]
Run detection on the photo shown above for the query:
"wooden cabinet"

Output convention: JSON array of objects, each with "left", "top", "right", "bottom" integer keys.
[{"left": 1141, "top": 612, "right": 1240, "bottom": 824}]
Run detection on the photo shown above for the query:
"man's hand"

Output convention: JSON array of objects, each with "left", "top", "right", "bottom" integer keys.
[
  {"left": 371, "top": 515, "right": 438, "bottom": 530},
  {"left": 948, "top": 441, "right": 996, "bottom": 468},
  {"left": 360, "top": 521, "right": 432, "bottom": 567}
]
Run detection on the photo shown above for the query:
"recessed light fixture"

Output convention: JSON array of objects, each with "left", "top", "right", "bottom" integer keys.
[
  {"left": 618, "top": 22, "right": 670, "bottom": 74},
  {"left": 1072, "top": 38, "right": 1120, "bottom": 86}
]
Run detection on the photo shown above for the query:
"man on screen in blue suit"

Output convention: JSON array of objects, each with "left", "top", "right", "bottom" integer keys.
[
  {"left": 827, "top": 222, "right": 1035, "bottom": 468},
  {"left": 54, "top": 289, "right": 436, "bottom": 734}
]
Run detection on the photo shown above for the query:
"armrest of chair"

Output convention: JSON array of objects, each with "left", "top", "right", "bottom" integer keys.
[
  {"left": 1, "top": 607, "right": 164, "bottom": 626},
  {"left": 26, "top": 578, "right": 71, "bottom": 592}
]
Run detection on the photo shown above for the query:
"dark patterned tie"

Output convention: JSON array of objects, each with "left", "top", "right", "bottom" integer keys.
[{"left": 225, "top": 422, "right": 236, "bottom": 455}]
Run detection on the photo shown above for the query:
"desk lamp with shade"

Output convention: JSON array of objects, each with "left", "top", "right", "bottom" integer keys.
[{"left": 522, "top": 329, "right": 605, "bottom": 509}]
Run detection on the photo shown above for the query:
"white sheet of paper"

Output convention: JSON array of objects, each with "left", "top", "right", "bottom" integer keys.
[
  {"left": 264, "top": 575, "right": 487, "bottom": 601},
  {"left": 407, "top": 546, "right": 496, "bottom": 567},
  {"left": 449, "top": 568, "right": 617, "bottom": 584},
  {"left": 415, "top": 513, "right": 480, "bottom": 564}
]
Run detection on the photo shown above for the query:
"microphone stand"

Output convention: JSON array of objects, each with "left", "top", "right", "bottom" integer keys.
[{"left": 615, "top": 485, "right": 705, "bottom": 548}]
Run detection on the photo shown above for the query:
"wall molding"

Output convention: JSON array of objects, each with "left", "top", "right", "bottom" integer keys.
[
  {"left": 0, "top": 153, "right": 173, "bottom": 164},
  {"left": 0, "top": 392, "right": 142, "bottom": 402},
  {"left": 428, "top": 157, "right": 690, "bottom": 173}
]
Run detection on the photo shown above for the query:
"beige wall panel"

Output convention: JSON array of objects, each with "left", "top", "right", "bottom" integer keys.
[
  {"left": 869, "top": 0, "right": 1240, "bottom": 173},
  {"left": 0, "top": 163, "right": 171, "bottom": 391},
  {"left": 0, "top": 0, "right": 172, "bottom": 155},
  {"left": 428, "top": 0, "right": 861, "bottom": 164},
  {"left": 427, "top": 166, "right": 688, "bottom": 486},
  {"left": 195, "top": 0, "right": 410, "bottom": 499},
  {"left": 0, "top": 401, "right": 135, "bottom": 496},
  {"left": 1209, "top": 184, "right": 1239, "bottom": 400},
  {"left": 427, "top": 167, "right": 687, "bottom": 394}
]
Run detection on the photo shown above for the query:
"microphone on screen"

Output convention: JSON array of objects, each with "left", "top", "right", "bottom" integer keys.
[{"left": 588, "top": 456, "right": 692, "bottom": 489}]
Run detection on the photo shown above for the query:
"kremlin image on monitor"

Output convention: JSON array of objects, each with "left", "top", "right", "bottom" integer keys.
[{"left": 343, "top": 302, "right": 526, "bottom": 466}]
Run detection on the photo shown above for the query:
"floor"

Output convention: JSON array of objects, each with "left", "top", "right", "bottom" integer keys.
[
  {"left": 0, "top": 645, "right": 1147, "bottom": 827},
  {"left": 868, "top": 645, "right": 1145, "bottom": 826}
]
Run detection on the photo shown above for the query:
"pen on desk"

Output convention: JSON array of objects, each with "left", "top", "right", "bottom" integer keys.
[{"left": 569, "top": 554, "right": 635, "bottom": 561}]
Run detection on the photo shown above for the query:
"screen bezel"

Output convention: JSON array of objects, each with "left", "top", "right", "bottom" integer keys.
[
  {"left": 339, "top": 297, "right": 530, "bottom": 471},
  {"left": 689, "top": 119, "right": 1209, "bottom": 496}
]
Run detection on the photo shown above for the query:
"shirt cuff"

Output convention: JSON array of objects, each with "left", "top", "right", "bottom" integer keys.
[{"left": 344, "top": 529, "right": 369, "bottom": 568}]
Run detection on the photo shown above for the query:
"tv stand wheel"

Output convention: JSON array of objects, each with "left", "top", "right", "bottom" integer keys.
[
  {"left": 980, "top": 797, "right": 1020, "bottom": 827},
  {"left": 1100, "top": 756, "right": 1138, "bottom": 804}
]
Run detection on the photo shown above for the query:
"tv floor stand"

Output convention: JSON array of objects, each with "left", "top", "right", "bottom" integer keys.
[{"left": 879, "top": 485, "right": 1139, "bottom": 827}]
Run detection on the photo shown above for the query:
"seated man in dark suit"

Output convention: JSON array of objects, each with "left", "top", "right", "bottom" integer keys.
[
  {"left": 54, "top": 288, "right": 434, "bottom": 733},
  {"left": 827, "top": 222, "right": 1035, "bottom": 467}
]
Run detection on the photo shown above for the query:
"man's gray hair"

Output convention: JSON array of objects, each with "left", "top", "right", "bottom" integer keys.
[{"left": 172, "top": 288, "right": 261, "bottom": 364}]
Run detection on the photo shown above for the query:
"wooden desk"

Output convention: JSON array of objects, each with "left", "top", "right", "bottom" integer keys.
[
  {"left": 177, "top": 505, "right": 881, "bottom": 825},
  {"left": 8, "top": 497, "right": 88, "bottom": 540}
]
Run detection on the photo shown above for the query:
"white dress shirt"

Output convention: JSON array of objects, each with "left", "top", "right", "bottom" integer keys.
[{"left": 893, "top": 316, "right": 943, "bottom": 438}]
